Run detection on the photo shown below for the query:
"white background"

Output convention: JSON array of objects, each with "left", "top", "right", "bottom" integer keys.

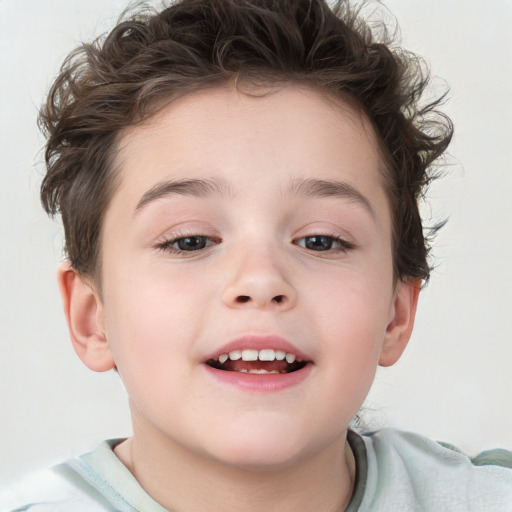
[{"left": 0, "top": 0, "right": 511, "bottom": 485}]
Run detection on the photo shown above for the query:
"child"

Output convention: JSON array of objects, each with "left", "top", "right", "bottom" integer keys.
[{"left": 2, "top": 0, "right": 511, "bottom": 510}]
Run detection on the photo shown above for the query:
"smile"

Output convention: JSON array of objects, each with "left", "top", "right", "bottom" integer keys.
[{"left": 206, "top": 349, "right": 308, "bottom": 374}]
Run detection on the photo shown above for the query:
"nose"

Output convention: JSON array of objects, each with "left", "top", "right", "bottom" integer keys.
[{"left": 221, "top": 248, "right": 297, "bottom": 311}]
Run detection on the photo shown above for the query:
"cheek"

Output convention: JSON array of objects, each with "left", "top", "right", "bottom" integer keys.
[
  {"left": 308, "top": 253, "right": 393, "bottom": 332},
  {"left": 101, "top": 270, "right": 210, "bottom": 382},
  {"left": 306, "top": 265, "right": 393, "bottom": 395}
]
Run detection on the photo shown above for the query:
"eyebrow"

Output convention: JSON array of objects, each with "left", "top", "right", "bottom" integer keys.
[
  {"left": 288, "top": 178, "right": 375, "bottom": 218},
  {"left": 134, "top": 177, "right": 231, "bottom": 215},
  {"left": 134, "top": 175, "right": 375, "bottom": 218}
]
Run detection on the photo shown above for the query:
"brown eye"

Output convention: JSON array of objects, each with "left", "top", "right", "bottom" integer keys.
[
  {"left": 156, "top": 234, "right": 221, "bottom": 255},
  {"left": 295, "top": 235, "right": 354, "bottom": 253},
  {"left": 174, "top": 236, "right": 209, "bottom": 251},
  {"left": 300, "top": 235, "right": 336, "bottom": 251},
  {"left": 305, "top": 236, "right": 334, "bottom": 251}
]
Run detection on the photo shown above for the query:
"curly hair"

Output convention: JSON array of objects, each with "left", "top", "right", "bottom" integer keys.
[{"left": 39, "top": 0, "right": 453, "bottom": 282}]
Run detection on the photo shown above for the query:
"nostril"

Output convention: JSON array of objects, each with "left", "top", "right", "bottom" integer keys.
[{"left": 232, "top": 294, "right": 288, "bottom": 306}]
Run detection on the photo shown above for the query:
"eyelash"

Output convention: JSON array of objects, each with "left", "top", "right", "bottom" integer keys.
[
  {"left": 294, "top": 234, "right": 355, "bottom": 253},
  {"left": 155, "top": 233, "right": 221, "bottom": 255},
  {"left": 155, "top": 233, "right": 354, "bottom": 255}
]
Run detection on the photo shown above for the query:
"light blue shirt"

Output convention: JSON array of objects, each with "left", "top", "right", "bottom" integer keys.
[{"left": 2, "top": 430, "right": 512, "bottom": 511}]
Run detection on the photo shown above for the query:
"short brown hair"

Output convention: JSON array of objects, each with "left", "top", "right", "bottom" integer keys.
[{"left": 39, "top": 0, "right": 452, "bottom": 282}]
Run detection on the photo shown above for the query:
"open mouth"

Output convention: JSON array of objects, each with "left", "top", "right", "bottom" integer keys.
[{"left": 206, "top": 349, "right": 308, "bottom": 374}]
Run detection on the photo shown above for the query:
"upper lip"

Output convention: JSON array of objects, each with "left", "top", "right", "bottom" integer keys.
[{"left": 203, "top": 334, "right": 311, "bottom": 363}]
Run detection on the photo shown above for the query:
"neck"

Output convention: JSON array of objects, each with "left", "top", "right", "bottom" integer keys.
[{"left": 115, "top": 416, "right": 356, "bottom": 512}]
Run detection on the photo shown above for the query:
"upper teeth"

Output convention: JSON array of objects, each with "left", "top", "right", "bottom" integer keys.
[{"left": 217, "top": 349, "right": 297, "bottom": 364}]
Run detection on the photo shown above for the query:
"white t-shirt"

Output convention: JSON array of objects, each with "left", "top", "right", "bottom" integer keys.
[{"left": 2, "top": 429, "right": 512, "bottom": 511}]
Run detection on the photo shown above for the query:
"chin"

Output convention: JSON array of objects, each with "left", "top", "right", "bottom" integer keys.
[
  {"left": 212, "top": 445, "right": 305, "bottom": 472},
  {"left": 201, "top": 418, "right": 314, "bottom": 471}
]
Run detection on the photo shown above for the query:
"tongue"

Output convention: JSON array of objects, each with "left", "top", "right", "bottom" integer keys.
[{"left": 224, "top": 360, "right": 290, "bottom": 373}]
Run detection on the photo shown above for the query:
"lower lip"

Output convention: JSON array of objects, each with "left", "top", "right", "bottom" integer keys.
[{"left": 203, "top": 364, "right": 313, "bottom": 392}]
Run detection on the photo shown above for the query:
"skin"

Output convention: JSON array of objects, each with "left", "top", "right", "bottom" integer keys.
[{"left": 58, "top": 85, "right": 419, "bottom": 512}]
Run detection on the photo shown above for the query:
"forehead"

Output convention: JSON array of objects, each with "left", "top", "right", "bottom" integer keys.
[{"left": 111, "top": 84, "right": 388, "bottom": 219}]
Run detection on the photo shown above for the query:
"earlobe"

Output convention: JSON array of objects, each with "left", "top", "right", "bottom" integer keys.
[
  {"left": 57, "top": 261, "right": 115, "bottom": 372},
  {"left": 378, "top": 279, "right": 421, "bottom": 367}
]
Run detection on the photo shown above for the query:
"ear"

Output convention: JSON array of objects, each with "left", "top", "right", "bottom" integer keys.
[
  {"left": 378, "top": 279, "right": 421, "bottom": 367},
  {"left": 57, "top": 261, "right": 115, "bottom": 372}
]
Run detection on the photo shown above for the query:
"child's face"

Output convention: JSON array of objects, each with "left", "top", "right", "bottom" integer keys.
[{"left": 68, "top": 85, "right": 418, "bottom": 469}]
